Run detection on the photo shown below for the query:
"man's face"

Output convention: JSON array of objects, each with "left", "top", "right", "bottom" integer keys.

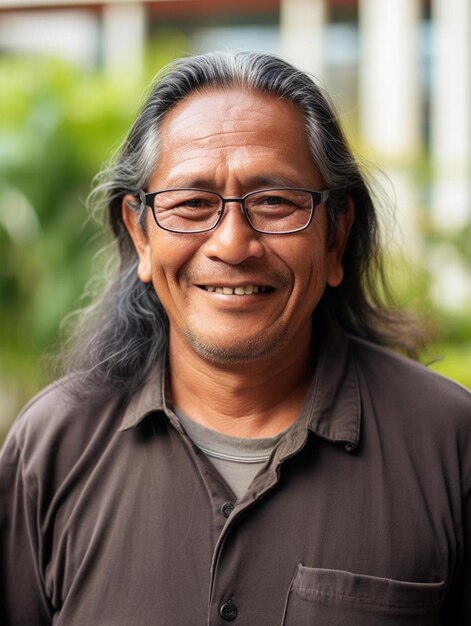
[{"left": 124, "top": 88, "right": 352, "bottom": 365}]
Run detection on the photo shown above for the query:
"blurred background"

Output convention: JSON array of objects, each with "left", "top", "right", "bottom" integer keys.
[{"left": 0, "top": 0, "right": 470, "bottom": 440}]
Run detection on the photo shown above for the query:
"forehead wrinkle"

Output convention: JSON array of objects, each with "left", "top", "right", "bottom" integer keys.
[
  {"left": 155, "top": 163, "right": 310, "bottom": 191},
  {"left": 167, "top": 90, "right": 281, "bottom": 124},
  {"left": 168, "top": 139, "right": 288, "bottom": 159},
  {"left": 162, "top": 96, "right": 299, "bottom": 146},
  {"left": 163, "top": 128, "right": 267, "bottom": 153},
  {"left": 162, "top": 112, "right": 254, "bottom": 142}
]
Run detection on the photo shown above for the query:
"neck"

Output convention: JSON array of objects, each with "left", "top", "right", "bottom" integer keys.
[{"left": 168, "top": 333, "right": 314, "bottom": 438}]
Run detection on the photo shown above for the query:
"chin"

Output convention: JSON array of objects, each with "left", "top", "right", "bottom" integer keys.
[{"left": 184, "top": 328, "right": 289, "bottom": 365}]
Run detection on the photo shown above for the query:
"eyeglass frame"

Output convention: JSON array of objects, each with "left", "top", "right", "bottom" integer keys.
[{"left": 138, "top": 187, "right": 331, "bottom": 235}]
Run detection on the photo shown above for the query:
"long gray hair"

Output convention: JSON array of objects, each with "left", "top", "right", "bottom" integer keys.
[{"left": 63, "top": 50, "right": 422, "bottom": 401}]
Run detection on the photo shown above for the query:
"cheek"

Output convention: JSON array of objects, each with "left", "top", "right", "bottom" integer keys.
[
  {"left": 148, "top": 231, "right": 198, "bottom": 293},
  {"left": 288, "top": 240, "right": 330, "bottom": 309},
  {"left": 288, "top": 230, "right": 329, "bottom": 281}
]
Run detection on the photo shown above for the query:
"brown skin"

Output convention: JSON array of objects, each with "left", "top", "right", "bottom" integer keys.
[{"left": 123, "top": 88, "right": 354, "bottom": 437}]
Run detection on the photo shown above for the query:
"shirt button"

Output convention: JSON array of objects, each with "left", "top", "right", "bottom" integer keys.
[
  {"left": 220, "top": 501, "right": 235, "bottom": 518},
  {"left": 344, "top": 442, "right": 355, "bottom": 452},
  {"left": 220, "top": 599, "right": 238, "bottom": 621}
]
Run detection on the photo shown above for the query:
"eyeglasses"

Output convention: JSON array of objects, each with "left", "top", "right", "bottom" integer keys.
[{"left": 138, "top": 187, "right": 330, "bottom": 234}]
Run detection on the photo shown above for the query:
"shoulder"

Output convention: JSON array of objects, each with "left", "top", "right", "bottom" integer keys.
[
  {"left": 1, "top": 377, "right": 127, "bottom": 491},
  {"left": 348, "top": 334, "right": 471, "bottom": 435},
  {"left": 350, "top": 335, "right": 469, "bottom": 400},
  {"left": 13, "top": 376, "right": 123, "bottom": 441}
]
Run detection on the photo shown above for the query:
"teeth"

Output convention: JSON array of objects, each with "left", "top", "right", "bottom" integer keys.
[{"left": 204, "top": 285, "right": 268, "bottom": 295}]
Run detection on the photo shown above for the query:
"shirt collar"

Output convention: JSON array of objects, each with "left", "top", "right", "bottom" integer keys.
[
  {"left": 118, "top": 326, "right": 361, "bottom": 450},
  {"left": 304, "top": 325, "right": 361, "bottom": 449},
  {"left": 118, "top": 357, "right": 167, "bottom": 431}
]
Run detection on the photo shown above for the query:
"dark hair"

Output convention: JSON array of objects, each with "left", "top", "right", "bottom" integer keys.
[{"left": 62, "top": 50, "right": 423, "bottom": 401}]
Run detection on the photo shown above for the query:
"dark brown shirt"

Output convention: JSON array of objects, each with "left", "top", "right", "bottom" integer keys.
[{"left": 1, "top": 329, "right": 470, "bottom": 625}]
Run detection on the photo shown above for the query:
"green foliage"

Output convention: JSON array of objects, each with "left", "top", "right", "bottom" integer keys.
[
  {"left": 0, "top": 40, "right": 190, "bottom": 437},
  {"left": 381, "top": 253, "right": 471, "bottom": 385}
]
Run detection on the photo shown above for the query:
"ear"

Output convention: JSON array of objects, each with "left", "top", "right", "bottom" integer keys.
[
  {"left": 122, "top": 194, "right": 152, "bottom": 284},
  {"left": 326, "top": 196, "right": 355, "bottom": 288}
]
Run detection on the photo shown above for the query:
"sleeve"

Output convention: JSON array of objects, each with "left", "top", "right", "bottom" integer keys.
[
  {"left": 440, "top": 464, "right": 471, "bottom": 624},
  {"left": 0, "top": 426, "right": 52, "bottom": 626},
  {"left": 442, "top": 387, "right": 471, "bottom": 626}
]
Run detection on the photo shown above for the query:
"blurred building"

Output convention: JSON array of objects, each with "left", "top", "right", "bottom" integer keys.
[{"left": 0, "top": 0, "right": 470, "bottom": 307}]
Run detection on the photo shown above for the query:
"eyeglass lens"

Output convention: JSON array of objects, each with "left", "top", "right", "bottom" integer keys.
[{"left": 153, "top": 189, "right": 314, "bottom": 233}]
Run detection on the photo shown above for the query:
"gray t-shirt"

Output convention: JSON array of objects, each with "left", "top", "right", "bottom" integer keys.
[{"left": 175, "top": 409, "right": 292, "bottom": 499}]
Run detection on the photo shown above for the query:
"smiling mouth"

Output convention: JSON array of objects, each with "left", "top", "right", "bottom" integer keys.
[{"left": 200, "top": 285, "right": 274, "bottom": 295}]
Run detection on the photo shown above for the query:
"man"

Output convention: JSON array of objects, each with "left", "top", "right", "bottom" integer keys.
[{"left": 0, "top": 51, "right": 470, "bottom": 625}]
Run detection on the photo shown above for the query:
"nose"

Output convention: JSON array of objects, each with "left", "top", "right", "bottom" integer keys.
[{"left": 201, "top": 201, "right": 265, "bottom": 265}]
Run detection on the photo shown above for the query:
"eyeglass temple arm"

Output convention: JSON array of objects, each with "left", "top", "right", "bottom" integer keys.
[{"left": 320, "top": 190, "right": 330, "bottom": 204}]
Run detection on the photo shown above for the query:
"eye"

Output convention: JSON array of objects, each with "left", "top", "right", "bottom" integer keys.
[
  {"left": 156, "top": 191, "right": 219, "bottom": 212},
  {"left": 259, "top": 195, "right": 292, "bottom": 205},
  {"left": 251, "top": 192, "right": 297, "bottom": 207},
  {"left": 154, "top": 190, "right": 221, "bottom": 229},
  {"left": 247, "top": 191, "right": 304, "bottom": 217},
  {"left": 178, "top": 197, "right": 213, "bottom": 209},
  {"left": 247, "top": 190, "right": 311, "bottom": 210}
]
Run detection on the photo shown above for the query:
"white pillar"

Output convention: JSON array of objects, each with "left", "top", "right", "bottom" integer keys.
[
  {"left": 359, "top": 0, "right": 421, "bottom": 161},
  {"left": 431, "top": 0, "right": 471, "bottom": 230},
  {"left": 102, "top": 2, "right": 145, "bottom": 81},
  {"left": 359, "top": 0, "right": 422, "bottom": 257},
  {"left": 279, "top": 0, "right": 327, "bottom": 79}
]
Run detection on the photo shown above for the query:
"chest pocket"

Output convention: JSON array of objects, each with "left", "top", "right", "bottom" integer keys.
[{"left": 281, "top": 564, "right": 445, "bottom": 625}]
